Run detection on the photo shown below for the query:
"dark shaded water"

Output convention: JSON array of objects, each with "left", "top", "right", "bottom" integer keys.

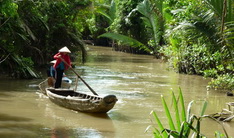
[{"left": 0, "top": 46, "right": 234, "bottom": 137}]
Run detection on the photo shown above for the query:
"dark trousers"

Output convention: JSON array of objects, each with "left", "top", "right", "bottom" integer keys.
[{"left": 55, "top": 68, "right": 64, "bottom": 88}]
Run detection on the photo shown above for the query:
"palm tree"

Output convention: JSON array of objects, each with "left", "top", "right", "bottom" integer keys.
[{"left": 100, "top": 0, "right": 165, "bottom": 56}]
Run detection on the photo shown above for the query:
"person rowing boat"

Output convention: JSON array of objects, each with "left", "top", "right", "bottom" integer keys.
[{"left": 53, "top": 46, "right": 72, "bottom": 88}]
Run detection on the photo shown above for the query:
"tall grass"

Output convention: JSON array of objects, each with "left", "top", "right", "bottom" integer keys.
[{"left": 147, "top": 88, "right": 229, "bottom": 138}]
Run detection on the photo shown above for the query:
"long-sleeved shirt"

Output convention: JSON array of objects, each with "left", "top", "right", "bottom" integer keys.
[{"left": 53, "top": 52, "right": 71, "bottom": 70}]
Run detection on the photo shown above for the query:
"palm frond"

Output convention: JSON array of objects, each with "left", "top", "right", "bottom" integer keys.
[
  {"left": 94, "top": 0, "right": 116, "bottom": 24},
  {"left": 202, "top": 9, "right": 215, "bottom": 23},
  {"left": 226, "top": 0, "right": 234, "bottom": 21},
  {"left": 96, "top": 10, "right": 113, "bottom": 23},
  {"left": 223, "top": 21, "right": 234, "bottom": 50},
  {"left": 18, "top": 18, "right": 37, "bottom": 41},
  {"left": 136, "top": 0, "right": 164, "bottom": 47},
  {"left": 205, "top": 0, "right": 234, "bottom": 22},
  {"left": 99, "top": 32, "right": 152, "bottom": 52},
  {"left": 67, "top": 31, "right": 87, "bottom": 63},
  {"left": 11, "top": 54, "right": 40, "bottom": 78},
  {"left": 109, "top": 0, "right": 116, "bottom": 21},
  {"left": 205, "top": 0, "right": 223, "bottom": 17}
]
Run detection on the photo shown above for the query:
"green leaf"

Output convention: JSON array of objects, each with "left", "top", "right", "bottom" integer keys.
[
  {"left": 186, "top": 100, "right": 194, "bottom": 122},
  {"left": 171, "top": 91, "right": 181, "bottom": 131},
  {"left": 164, "top": 129, "right": 180, "bottom": 137},
  {"left": 183, "top": 117, "right": 196, "bottom": 137},
  {"left": 161, "top": 95, "right": 176, "bottom": 131},
  {"left": 152, "top": 128, "right": 162, "bottom": 138},
  {"left": 179, "top": 87, "right": 186, "bottom": 122},
  {"left": 135, "top": 0, "right": 164, "bottom": 51},
  {"left": 200, "top": 101, "right": 208, "bottom": 116},
  {"left": 96, "top": 10, "right": 113, "bottom": 22},
  {"left": 99, "top": 32, "right": 151, "bottom": 52},
  {"left": 150, "top": 110, "right": 168, "bottom": 138}
]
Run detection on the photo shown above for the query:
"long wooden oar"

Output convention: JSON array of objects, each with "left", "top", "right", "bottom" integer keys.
[{"left": 59, "top": 57, "right": 98, "bottom": 96}]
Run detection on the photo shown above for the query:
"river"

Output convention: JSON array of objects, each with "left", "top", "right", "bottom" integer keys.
[{"left": 0, "top": 46, "right": 233, "bottom": 137}]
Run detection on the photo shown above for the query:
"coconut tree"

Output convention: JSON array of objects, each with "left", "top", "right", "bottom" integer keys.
[
  {"left": 100, "top": 0, "right": 166, "bottom": 56},
  {"left": 132, "top": 0, "right": 165, "bottom": 54},
  {"left": 85, "top": 0, "right": 117, "bottom": 45}
]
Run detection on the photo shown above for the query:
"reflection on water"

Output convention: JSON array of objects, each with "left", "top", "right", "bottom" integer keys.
[
  {"left": 50, "top": 127, "right": 104, "bottom": 138},
  {"left": 0, "top": 46, "right": 234, "bottom": 137},
  {"left": 0, "top": 112, "right": 104, "bottom": 138},
  {"left": 0, "top": 113, "right": 44, "bottom": 138}
]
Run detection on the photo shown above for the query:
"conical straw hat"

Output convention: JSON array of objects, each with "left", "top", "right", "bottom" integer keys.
[{"left": 59, "top": 46, "right": 71, "bottom": 53}]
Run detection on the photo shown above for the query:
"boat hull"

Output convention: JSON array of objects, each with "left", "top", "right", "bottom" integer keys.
[{"left": 46, "top": 88, "right": 117, "bottom": 113}]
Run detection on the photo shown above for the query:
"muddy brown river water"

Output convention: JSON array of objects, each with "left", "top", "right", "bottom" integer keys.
[{"left": 0, "top": 46, "right": 234, "bottom": 137}]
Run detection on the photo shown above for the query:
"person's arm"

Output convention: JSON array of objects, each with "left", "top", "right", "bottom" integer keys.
[
  {"left": 62, "top": 55, "right": 72, "bottom": 70},
  {"left": 53, "top": 53, "right": 61, "bottom": 69},
  {"left": 53, "top": 53, "right": 61, "bottom": 59}
]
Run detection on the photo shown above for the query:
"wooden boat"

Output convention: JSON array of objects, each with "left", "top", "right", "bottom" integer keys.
[
  {"left": 38, "top": 77, "right": 72, "bottom": 95},
  {"left": 45, "top": 88, "right": 118, "bottom": 113}
]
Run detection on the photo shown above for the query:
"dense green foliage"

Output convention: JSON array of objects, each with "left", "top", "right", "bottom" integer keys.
[
  {"left": 160, "top": 0, "right": 234, "bottom": 90},
  {"left": 99, "top": 0, "right": 165, "bottom": 55},
  {"left": 0, "top": 0, "right": 89, "bottom": 78}
]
